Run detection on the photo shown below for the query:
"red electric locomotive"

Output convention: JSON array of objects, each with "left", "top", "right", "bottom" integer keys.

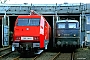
[{"left": 12, "top": 10, "right": 51, "bottom": 54}]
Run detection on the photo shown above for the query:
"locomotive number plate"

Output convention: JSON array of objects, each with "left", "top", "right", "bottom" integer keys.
[{"left": 21, "top": 37, "right": 33, "bottom": 40}]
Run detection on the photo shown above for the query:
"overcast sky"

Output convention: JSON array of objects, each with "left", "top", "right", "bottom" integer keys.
[{"left": 1, "top": 0, "right": 90, "bottom": 4}]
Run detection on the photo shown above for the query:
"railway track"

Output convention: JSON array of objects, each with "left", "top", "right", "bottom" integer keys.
[
  {"left": 0, "top": 46, "right": 11, "bottom": 52},
  {"left": 13, "top": 52, "right": 59, "bottom": 60},
  {"left": 12, "top": 52, "right": 75, "bottom": 60},
  {"left": 0, "top": 51, "right": 20, "bottom": 60},
  {"left": 0, "top": 47, "right": 12, "bottom": 58},
  {"left": 0, "top": 46, "right": 20, "bottom": 60},
  {"left": 33, "top": 52, "right": 60, "bottom": 60},
  {"left": 13, "top": 54, "right": 39, "bottom": 60},
  {"left": 51, "top": 52, "right": 75, "bottom": 60},
  {"left": 13, "top": 51, "right": 44, "bottom": 60}
]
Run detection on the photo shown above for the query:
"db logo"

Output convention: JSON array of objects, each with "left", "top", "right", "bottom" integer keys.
[{"left": 26, "top": 28, "right": 29, "bottom": 30}]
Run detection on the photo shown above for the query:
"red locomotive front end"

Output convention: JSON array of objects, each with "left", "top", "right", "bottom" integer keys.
[{"left": 12, "top": 11, "right": 51, "bottom": 54}]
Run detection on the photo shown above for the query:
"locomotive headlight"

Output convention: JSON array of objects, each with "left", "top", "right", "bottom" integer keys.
[
  {"left": 16, "top": 37, "right": 20, "bottom": 39},
  {"left": 34, "top": 37, "right": 39, "bottom": 40},
  {"left": 34, "top": 37, "right": 37, "bottom": 40},
  {"left": 58, "top": 34, "right": 60, "bottom": 36},
  {"left": 74, "top": 34, "right": 76, "bottom": 36},
  {"left": 57, "top": 41, "right": 61, "bottom": 45}
]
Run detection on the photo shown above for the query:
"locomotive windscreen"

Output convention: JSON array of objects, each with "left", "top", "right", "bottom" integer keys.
[
  {"left": 68, "top": 23, "right": 76, "bottom": 28},
  {"left": 17, "top": 18, "right": 40, "bottom": 26},
  {"left": 57, "top": 22, "right": 77, "bottom": 29},
  {"left": 57, "top": 23, "right": 65, "bottom": 28}
]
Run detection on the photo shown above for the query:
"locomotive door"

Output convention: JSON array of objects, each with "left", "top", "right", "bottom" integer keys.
[{"left": 2, "top": 15, "right": 9, "bottom": 46}]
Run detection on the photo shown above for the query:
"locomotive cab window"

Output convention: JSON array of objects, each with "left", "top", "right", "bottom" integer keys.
[
  {"left": 57, "top": 23, "right": 65, "bottom": 28},
  {"left": 68, "top": 23, "right": 76, "bottom": 28},
  {"left": 17, "top": 18, "right": 40, "bottom": 26},
  {"left": 87, "top": 17, "right": 90, "bottom": 24},
  {"left": 87, "top": 33, "right": 90, "bottom": 42},
  {"left": 17, "top": 19, "right": 29, "bottom": 26},
  {"left": 29, "top": 18, "right": 40, "bottom": 26}
]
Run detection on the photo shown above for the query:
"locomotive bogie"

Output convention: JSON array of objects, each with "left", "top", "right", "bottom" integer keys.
[
  {"left": 12, "top": 40, "right": 49, "bottom": 52},
  {"left": 55, "top": 38, "right": 79, "bottom": 47}
]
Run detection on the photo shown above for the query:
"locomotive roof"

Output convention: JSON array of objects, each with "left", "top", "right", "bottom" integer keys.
[
  {"left": 56, "top": 20, "right": 78, "bottom": 23},
  {"left": 17, "top": 15, "right": 41, "bottom": 18}
]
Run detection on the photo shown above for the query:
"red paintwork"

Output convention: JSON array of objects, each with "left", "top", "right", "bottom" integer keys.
[
  {"left": 14, "top": 26, "right": 40, "bottom": 36},
  {"left": 13, "top": 14, "right": 51, "bottom": 49}
]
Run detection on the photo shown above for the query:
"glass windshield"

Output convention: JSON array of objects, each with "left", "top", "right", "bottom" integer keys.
[
  {"left": 68, "top": 23, "right": 76, "bottom": 28},
  {"left": 87, "top": 17, "right": 90, "bottom": 24},
  {"left": 17, "top": 18, "right": 40, "bottom": 26},
  {"left": 87, "top": 34, "right": 90, "bottom": 42},
  {"left": 57, "top": 23, "right": 65, "bottom": 28}
]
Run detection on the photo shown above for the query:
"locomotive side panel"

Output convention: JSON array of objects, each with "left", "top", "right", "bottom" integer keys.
[
  {"left": 44, "top": 20, "right": 50, "bottom": 40},
  {"left": 41, "top": 16, "right": 51, "bottom": 50},
  {"left": 40, "top": 16, "right": 44, "bottom": 49}
]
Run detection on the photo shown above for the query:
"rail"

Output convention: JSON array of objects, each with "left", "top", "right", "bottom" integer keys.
[
  {"left": 71, "top": 52, "right": 75, "bottom": 60},
  {"left": 12, "top": 52, "right": 75, "bottom": 60},
  {"left": 0, "top": 46, "right": 11, "bottom": 52},
  {"left": 51, "top": 52, "right": 61, "bottom": 60},
  {"left": 51, "top": 52, "right": 75, "bottom": 60},
  {"left": 0, "top": 47, "right": 12, "bottom": 58}
]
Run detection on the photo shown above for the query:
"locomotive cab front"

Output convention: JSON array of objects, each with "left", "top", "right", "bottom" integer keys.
[
  {"left": 12, "top": 15, "right": 42, "bottom": 53},
  {"left": 12, "top": 14, "right": 51, "bottom": 54},
  {"left": 55, "top": 20, "right": 80, "bottom": 48}
]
